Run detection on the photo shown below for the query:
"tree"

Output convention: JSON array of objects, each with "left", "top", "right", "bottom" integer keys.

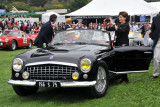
[{"left": 69, "top": 0, "right": 90, "bottom": 12}]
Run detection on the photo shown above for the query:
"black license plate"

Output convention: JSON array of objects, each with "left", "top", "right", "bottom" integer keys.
[{"left": 36, "top": 82, "right": 60, "bottom": 88}]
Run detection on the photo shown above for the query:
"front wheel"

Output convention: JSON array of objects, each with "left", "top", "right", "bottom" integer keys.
[
  {"left": 90, "top": 61, "right": 109, "bottom": 98},
  {"left": 9, "top": 40, "right": 17, "bottom": 51},
  {"left": 12, "top": 85, "right": 38, "bottom": 96}
]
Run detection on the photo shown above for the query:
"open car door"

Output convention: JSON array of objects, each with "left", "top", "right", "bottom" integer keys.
[{"left": 114, "top": 46, "right": 152, "bottom": 74}]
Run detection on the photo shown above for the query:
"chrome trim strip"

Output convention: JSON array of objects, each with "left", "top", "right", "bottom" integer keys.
[
  {"left": 61, "top": 81, "right": 96, "bottom": 87},
  {"left": 8, "top": 79, "right": 36, "bottom": 86},
  {"left": 144, "top": 52, "right": 152, "bottom": 54},
  {"left": 8, "top": 79, "right": 97, "bottom": 87},
  {"left": 109, "top": 70, "right": 148, "bottom": 74},
  {"left": 25, "top": 61, "right": 78, "bottom": 67}
]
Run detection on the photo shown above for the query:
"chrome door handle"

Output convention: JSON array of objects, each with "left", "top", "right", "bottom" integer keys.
[{"left": 144, "top": 52, "right": 152, "bottom": 54}]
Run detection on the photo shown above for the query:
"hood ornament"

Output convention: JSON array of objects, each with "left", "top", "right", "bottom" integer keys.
[{"left": 49, "top": 55, "right": 54, "bottom": 60}]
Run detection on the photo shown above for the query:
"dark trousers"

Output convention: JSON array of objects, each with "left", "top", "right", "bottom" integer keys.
[{"left": 36, "top": 40, "right": 43, "bottom": 48}]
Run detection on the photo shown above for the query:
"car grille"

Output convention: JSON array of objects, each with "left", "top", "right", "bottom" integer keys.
[{"left": 25, "top": 64, "right": 78, "bottom": 80}]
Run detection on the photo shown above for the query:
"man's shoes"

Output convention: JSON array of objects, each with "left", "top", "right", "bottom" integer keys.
[{"left": 151, "top": 76, "right": 158, "bottom": 79}]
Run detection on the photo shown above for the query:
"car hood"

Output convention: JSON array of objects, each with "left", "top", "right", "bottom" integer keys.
[
  {"left": 0, "top": 35, "right": 16, "bottom": 40},
  {"left": 16, "top": 45, "right": 109, "bottom": 65},
  {"left": 29, "top": 34, "right": 37, "bottom": 38}
]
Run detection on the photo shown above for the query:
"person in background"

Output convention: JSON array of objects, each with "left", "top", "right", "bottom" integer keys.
[
  {"left": 140, "top": 23, "right": 145, "bottom": 37},
  {"left": 25, "top": 24, "right": 30, "bottom": 34},
  {"left": 65, "top": 18, "right": 72, "bottom": 30},
  {"left": 148, "top": 13, "right": 160, "bottom": 79},
  {"left": 107, "top": 11, "right": 130, "bottom": 83},
  {"left": 34, "top": 14, "right": 57, "bottom": 48},
  {"left": 13, "top": 24, "right": 18, "bottom": 30}
]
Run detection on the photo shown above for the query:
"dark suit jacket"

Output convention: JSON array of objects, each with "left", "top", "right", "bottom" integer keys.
[
  {"left": 108, "top": 22, "right": 130, "bottom": 46},
  {"left": 35, "top": 21, "right": 53, "bottom": 46},
  {"left": 65, "top": 24, "right": 71, "bottom": 30},
  {"left": 150, "top": 15, "right": 160, "bottom": 48}
]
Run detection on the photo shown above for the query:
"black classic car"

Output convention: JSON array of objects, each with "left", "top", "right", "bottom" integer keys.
[{"left": 8, "top": 29, "right": 152, "bottom": 98}]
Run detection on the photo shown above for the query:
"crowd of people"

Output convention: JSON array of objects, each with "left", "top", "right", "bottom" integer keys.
[{"left": 0, "top": 15, "right": 152, "bottom": 39}]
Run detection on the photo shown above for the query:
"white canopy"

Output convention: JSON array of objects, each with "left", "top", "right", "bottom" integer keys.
[
  {"left": 66, "top": 0, "right": 158, "bottom": 16},
  {"left": 42, "top": 12, "right": 65, "bottom": 24},
  {"left": 148, "top": 2, "right": 160, "bottom": 11}
]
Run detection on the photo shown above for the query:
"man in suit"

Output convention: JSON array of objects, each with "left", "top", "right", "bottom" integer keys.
[
  {"left": 65, "top": 18, "right": 72, "bottom": 30},
  {"left": 149, "top": 13, "right": 160, "bottom": 79},
  {"left": 35, "top": 14, "right": 57, "bottom": 48}
]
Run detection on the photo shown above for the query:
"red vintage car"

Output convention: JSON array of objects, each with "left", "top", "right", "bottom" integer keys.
[
  {"left": 29, "top": 30, "right": 40, "bottom": 44},
  {"left": 0, "top": 30, "right": 33, "bottom": 51}
]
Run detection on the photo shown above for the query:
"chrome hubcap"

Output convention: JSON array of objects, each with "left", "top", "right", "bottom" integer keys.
[
  {"left": 95, "top": 66, "right": 106, "bottom": 93},
  {"left": 12, "top": 42, "right": 16, "bottom": 50},
  {"left": 29, "top": 41, "right": 31, "bottom": 48}
]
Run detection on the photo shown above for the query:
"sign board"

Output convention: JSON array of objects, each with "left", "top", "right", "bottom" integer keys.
[
  {"left": 70, "top": 16, "right": 108, "bottom": 19},
  {"left": 140, "top": 16, "right": 146, "bottom": 22},
  {"left": 0, "top": 9, "right": 6, "bottom": 14}
]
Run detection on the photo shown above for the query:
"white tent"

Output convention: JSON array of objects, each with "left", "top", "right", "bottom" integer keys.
[
  {"left": 66, "top": 0, "right": 158, "bottom": 16},
  {"left": 148, "top": 2, "right": 160, "bottom": 11},
  {"left": 42, "top": 12, "right": 65, "bottom": 24}
]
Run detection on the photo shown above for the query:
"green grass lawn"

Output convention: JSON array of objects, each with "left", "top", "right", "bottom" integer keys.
[{"left": 0, "top": 47, "right": 160, "bottom": 107}]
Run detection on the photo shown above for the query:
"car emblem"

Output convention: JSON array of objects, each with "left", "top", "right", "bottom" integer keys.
[{"left": 49, "top": 56, "right": 54, "bottom": 60}]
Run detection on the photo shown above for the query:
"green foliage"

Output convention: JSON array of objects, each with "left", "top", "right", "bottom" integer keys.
[
  {"left": 0, "top": 4, "right": 5, "bottom": 9},
  {"left": 8, "top": 2, "right": 30, "bottom": 11},
  {"left": 69, "top": 0, "right": 89, "bottom": 12}
]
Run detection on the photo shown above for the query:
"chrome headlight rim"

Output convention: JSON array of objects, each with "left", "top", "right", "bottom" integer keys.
[
  {"left": 80, "top": 58, "right": 91, "bottom": 73},
  {"left": 5, "top": 38, "right": 9, "bottom": 43},
  {"left": 13, "top": 58, "right": 23, "bottom": 72}
]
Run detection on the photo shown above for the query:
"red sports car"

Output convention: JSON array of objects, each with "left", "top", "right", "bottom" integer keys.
[
  {"left": 0, "top": 30, "right": 33, "bottom": 51},
  {"left": 29, "top": 30, "right": 40, "bottom": 44}
]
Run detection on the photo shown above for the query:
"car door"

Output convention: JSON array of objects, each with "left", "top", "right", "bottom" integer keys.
[
  {"left": 114, "top": 46, "right": 153, "bottom": 74},
  {"left": 21, "top": 31, "right": 28, "bottom": 46}
]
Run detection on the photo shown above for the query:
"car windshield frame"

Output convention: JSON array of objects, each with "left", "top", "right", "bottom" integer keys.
[
  {"left": 51, "top": 29, "right": 111, "bottom": 47},
  {"left": 2, "top": 31, "right": 20, "bottom": 36}
]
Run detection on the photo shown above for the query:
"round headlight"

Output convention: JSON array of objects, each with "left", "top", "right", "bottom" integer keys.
[
  {"left": 80, "top": 58, "right": 91, "bottom": 73},
  {"left": 5, "top": 39, "right": 9, "bottom": 43},
  {"left": 13, "top": 58, "right": 23, "bottom": 72}
]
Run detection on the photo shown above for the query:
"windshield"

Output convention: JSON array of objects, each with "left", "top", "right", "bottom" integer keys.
[
  {"left": 30, "top": 31, "right": 39, "bottom": 34},
  {"left": 51, "top": 30, "right": 110, "bottom": 46},
  {"left": 2, "top": 31, "right": 20, "bottom": 36}
]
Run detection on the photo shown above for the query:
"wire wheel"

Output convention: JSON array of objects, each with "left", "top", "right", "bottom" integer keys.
[{"left": 95, "top": 66, "right": 107, "bottom": 93}]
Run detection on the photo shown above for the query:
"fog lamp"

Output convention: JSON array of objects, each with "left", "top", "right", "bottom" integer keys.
[
  {"left": 22, "top": 72, "right": 29, "bottom": 79},
  {"left": 72, "top": 72, "right": 79, "bottom": 80},
  {"left": 15, "top": 73, "right": 19, "bottom": 77},
  {"left": 83, "top": 74, "right": 88, "bottom": 79}
]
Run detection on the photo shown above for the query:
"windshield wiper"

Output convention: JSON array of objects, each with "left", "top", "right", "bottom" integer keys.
[
  {"left": 73, "top": 42, "right": 88, "bottom": 45},
  {"left": 53, "top": 43, "right": 65, "bottom": 45}
]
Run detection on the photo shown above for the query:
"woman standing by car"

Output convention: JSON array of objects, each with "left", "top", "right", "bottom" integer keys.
[{"left": 107, "top": 11, "right": 130, "bottom": 83}]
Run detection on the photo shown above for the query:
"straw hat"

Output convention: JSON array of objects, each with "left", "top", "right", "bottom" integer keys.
[{"left": 66, "top": 18, "right": 72, "bottom": 23}]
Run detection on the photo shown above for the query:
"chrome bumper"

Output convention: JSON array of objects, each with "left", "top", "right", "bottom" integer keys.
[{"left": 8, "top": 79, "right": 97, "bottom": 87}]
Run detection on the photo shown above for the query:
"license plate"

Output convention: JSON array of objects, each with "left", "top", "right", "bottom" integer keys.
[{"left": 36, "top": 82, "right": 60, "bottom": 88}]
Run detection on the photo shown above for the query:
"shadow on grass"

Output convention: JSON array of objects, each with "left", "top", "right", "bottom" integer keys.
[{"left": 14, "top": 87, "right": 93, "bottom": 104}]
